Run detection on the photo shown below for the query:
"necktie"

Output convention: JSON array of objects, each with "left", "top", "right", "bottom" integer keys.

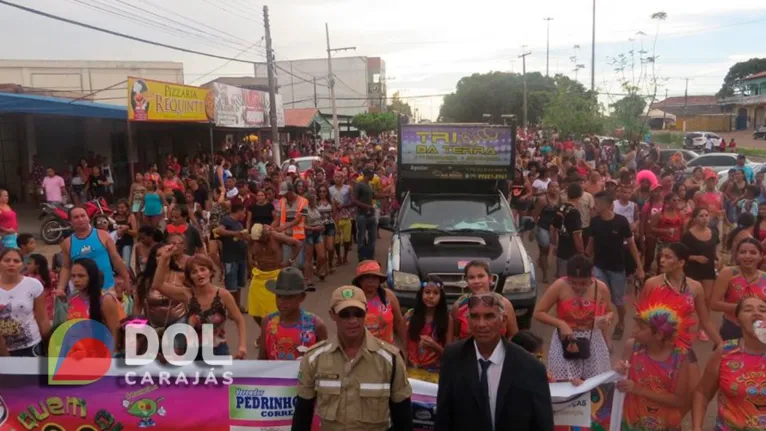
[{"left": 479, "top": 359, "right": 493, "bottom": 429}]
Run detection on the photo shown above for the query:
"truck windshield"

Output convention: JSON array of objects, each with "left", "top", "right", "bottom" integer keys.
[{"left": 400, "top": 195, "right": 516, "bottom": 234}]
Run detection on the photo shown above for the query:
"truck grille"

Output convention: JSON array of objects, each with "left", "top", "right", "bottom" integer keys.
[{"left": 428, "top": 273, "right": 500, "bottom": 296}]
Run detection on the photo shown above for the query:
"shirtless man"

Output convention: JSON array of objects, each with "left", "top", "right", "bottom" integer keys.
[{"left": 248, "top": 224, "right": 303, "bottom": 326}]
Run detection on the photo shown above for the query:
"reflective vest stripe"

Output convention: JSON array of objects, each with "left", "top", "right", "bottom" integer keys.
[{"left": 280, "top": 196, "right": 307, "bottom": 240}]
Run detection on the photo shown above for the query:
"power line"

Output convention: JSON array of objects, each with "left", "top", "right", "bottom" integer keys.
[
  {"left": 0, "top": 0, "right": 261, "bottom": 64},
  {"left": 189, "top": 39, "right": 264, "bottom": 84},
  {"left": 133, "top": 0, "right": 264, "bottom": 51},
  {"left": 64, "top": 0, "right": 256, "bottom": 54}
]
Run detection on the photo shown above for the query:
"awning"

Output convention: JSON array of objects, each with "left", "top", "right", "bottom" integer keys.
[{"left": 0, "top": 92, "right": 127, "bottom": 119}]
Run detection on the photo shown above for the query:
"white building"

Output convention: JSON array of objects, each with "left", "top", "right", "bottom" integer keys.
[
  {"left": 0, "top": 59, "right": 184, "bottom": 105},
  {"left": 255, "top": 56, "right": 386, "bottom": 116}
]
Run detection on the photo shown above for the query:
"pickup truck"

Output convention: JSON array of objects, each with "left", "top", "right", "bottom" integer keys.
[{"left": 380, "top": 190, "right": 537, "bottom": 328}]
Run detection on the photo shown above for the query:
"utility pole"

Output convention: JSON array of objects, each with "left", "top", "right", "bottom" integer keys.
[
  {"left": 325, "top": 23, "right": 355, "bottom": 143},
  {"left": 518, "top": 49, "right": 531, "bottom": 130},
  {"left": 682, "top": 77, "right": 693, "bottom": 131},
  {"left": 543, "top": 17, "right": 553, "bottom": 77},
  {"left": 263, "top": 6, "right": 280, "bottom": 165},
  {"left": 313, "top": 77, "right": 317, "bottom": 108},
  {"left": 590, "top": 0, "right": 596, "bottom": 91}
]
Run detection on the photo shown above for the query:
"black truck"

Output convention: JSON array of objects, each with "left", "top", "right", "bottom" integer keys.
[{"left": 379, "top": 122, "right": 538, "bottom": 329}]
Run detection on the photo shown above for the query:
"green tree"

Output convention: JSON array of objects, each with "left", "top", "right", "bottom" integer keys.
[
  {"left": 542, "top": 76, "right": 603, "bottom": 137},
  {"left": 437, "top": 71, "right": 557, "bottom": 123},
  {"left": 717, "top": 58, "right": 766, "bottom": 98},
  {"left": 608, "top": 92, "right": 648, "bottom": 140},
  {"left": 387, "top": 91, "right": 412, "bottom": 116},
  {"left": 351, "top": 112, "right": 398, "bottom": 135}
]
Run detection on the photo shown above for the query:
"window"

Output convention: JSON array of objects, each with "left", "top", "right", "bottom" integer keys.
[{"left": 400, "top": 196, "right": 516, "bottom": 234}]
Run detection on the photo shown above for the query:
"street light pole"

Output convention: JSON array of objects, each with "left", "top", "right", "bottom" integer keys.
[
  {"left": 544, "top": 17, "right": 553, "bottom": 77},
  {"left": 591, "top": 0, "right": 596, "bottom": 91},
  {"left": 518, "top": 49, "right": 532, "bottom": 130},
  {"left": 325, "top": 23, "right": 355, "bottom": 143}
]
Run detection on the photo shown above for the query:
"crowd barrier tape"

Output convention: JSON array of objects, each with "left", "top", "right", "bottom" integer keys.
[{"left": 0, "top": 359, "right": 623, "bottom": 431}]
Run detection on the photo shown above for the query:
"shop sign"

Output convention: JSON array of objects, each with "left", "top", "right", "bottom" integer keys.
[{"left": 128, "top": 77, "right": 213, "bottom": 122}]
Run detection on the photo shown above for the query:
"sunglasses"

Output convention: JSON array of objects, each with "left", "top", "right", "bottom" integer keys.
[
  {"left": 338, "top": 308, "right": 366, "bottom": 319},
  {"left": 468, "top": 293, "right": 503, "bottom": 309}
]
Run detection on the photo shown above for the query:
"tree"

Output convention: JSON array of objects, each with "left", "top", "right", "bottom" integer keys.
[
  {"left": 351, "top": 112, "right": 398, "bottom": 135},
  {"left": 387, "top": 91, "right": 412, "bottom": 116},
  {"left": 542, "top": 76, "right": 603, "bottom": 137},
  {"left": 604, "top": 11, "right": 667, "bottom": 139},
  {"left": 717, "top": 58, "right": 766, "bottom": 98},
  {"left": 437, "top": 71, "right": 557, "bottom": 123}
]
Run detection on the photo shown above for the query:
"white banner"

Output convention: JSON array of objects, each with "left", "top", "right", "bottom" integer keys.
[{"left": 213, "top": 83, "right": 284, "bottom": 128}]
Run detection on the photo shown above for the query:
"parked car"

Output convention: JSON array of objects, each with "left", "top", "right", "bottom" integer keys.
[
  {"left": 682, "top": 153, "right": 757, "bottom": 177},
  {"left": 659, "top": 149, "right": 698, "bottom": 164},
  {"left": 683, "top": 132, "right": 722, "bottom": 150},
  {"left": 280, "top": 156, "right": 321, "bottom": 177},
  {"left": 754, "top": 125, "right": 766, "bottom": 140}
]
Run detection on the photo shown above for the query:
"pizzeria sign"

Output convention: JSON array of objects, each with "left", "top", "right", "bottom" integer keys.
[{"left": 128, "top": 77, "right": 214, "bottom": 122}]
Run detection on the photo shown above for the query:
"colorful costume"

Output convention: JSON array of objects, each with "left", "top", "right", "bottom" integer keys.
[
  {"left": 716, "top": 339, "right": 766, "bottom": 430},
  {"left": 247, "top": 267, "right": 279, "bottom": 318},
  {"left": 262, "top": 309, "right": 319, "bottom": 360},
  {"left": 403, "top": 309, "right": 442, "bottom": 383},
  {"left": 365, "top": 294, "right": 394, "bottom": 343}
]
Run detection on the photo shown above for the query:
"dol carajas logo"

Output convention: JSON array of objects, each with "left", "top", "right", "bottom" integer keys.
[{"left": 48, "top": 319, "right": 114, "bottom": 385}]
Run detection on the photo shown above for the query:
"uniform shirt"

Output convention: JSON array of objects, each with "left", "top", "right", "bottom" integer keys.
[{"left": 297, "top": 330, "right": 412, "bottom": 431}]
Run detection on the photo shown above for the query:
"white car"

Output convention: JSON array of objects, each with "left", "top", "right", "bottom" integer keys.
[
  {"left": 683, "top": 153, "right": 760, "bottom": 177},
  {"left": 683, "top": 131, "right": 722, "bottom": 151},
  {"left": 280, "top": 156, "right": 321, "bottom": 176}
]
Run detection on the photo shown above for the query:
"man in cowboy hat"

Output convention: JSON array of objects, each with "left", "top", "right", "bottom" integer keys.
[
  {"left": 256, "top": 267, "right": 327, "bottom": 360},
  {"left": 292, "top": 286, "right": 413, "bottom": 431}
]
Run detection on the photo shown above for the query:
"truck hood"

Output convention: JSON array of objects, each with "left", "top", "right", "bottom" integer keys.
[{"left": 398, "top": 230, "right": 527, "bottom": 278}]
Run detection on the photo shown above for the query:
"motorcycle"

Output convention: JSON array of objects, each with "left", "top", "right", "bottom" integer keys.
[{"left": 39, "top": 198, "right": 115, "bottom": 244}]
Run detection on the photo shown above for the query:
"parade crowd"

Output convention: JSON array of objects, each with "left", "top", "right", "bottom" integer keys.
[{"left": 0, "top": 130, "right": 764, "bottom": 431}]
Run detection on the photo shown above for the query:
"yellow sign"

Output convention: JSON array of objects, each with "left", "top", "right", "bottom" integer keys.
[{"left": 127, "top": 77, "right": 214, "bottom": 122}]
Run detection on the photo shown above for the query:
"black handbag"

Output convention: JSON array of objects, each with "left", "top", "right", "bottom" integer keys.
[{"left": 560, "top": 280, "right": 597, "bottom": 360}]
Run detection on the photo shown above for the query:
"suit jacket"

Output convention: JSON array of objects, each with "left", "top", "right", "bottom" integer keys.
[{"left": 435, "top": 338, "right": 554, "bottom": 431}]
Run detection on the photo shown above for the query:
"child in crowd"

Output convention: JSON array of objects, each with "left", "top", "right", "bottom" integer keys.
[
  {"left": 256, "top": 267, "right": 327, "bottom": 360},
  {"left": 615, "top": 289, "right": 699, "bottom": 431},
  {"left": 16, "top": 233, "right": 36, "bottom": 267},
  {"left": 25, "top": 253, "right": 56, "bottom": 321},
  {"left": 403, "top": 276, "right": 452, "bottom": 383}
]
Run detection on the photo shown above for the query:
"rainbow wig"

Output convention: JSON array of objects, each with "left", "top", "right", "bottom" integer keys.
[
  {"left": 635, "top": 286, "right": 696, "bottom": 348},
  {"left": 635, "top": 169, "right": 658, "bottom": 189}
]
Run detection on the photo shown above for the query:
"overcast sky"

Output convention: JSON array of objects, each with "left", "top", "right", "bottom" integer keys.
[{"left": 0, "top": 0, "right": 764, "bottom": 119}]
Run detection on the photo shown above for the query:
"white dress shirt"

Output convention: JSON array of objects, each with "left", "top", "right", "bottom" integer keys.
[{"left": 474, "top": 340, "right": 506, "bottom": 430}]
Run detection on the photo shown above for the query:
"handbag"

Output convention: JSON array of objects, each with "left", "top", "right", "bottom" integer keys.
[{"left": 560, "top": 280, "right": 598, "bottom": 360}]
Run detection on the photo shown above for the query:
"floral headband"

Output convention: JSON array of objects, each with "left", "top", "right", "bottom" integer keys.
[{"left": 421, "top": 280, "right": 444, "bottom": 289}]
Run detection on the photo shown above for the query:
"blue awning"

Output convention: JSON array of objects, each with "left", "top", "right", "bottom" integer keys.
[{"left": 0, "top": 92, "right": 127, "bottom": 120}]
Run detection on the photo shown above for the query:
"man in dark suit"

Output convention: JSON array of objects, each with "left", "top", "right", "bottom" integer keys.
[{"left": 435, "top": 293, "right": 554, "bottom": 431}]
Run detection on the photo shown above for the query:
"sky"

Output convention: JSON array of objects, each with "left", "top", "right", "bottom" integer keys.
[{"left": 0, "top": 0, "right": 764, "bottom": 120}]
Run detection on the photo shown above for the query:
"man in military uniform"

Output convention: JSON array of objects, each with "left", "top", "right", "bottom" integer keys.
[{"left": 291, "top": 285, "right": 413, "bottom": 431}]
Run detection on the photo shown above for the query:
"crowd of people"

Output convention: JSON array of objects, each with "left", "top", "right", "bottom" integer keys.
[{"left": 0, "top": 130, "right": 764, "bottom": 430}]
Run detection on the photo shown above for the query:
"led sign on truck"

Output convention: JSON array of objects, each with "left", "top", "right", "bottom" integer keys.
[{"left": 399, "top": 124, "right": 514, "bottom": 180}]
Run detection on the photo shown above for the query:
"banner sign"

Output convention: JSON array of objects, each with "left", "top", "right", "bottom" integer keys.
[
  {"left": 398, "top": 124, "right": 514, "bottom": 180},
  {"left": 212, "top": 82, "right": 285, "bottom": 128},
  {"left": 128, "top": 77, "right": 213, "bottom": 123},
  {"left": 0, "top": 360, "right": 622, "bottom": 431}
]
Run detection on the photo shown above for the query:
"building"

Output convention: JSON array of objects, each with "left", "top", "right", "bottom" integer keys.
[
  {"left": 652, "top": 95, "right": 721, "bottom": 116},
  {"left": 719, "top": 71, "right": 766, "bottom": 130},
  {"left": 254, "top": 56, "right": 386, "bottom": 117},
  {"left": 0, "top": 60, "right": 184, "bottom": 106},
  {"left": 201, "top": 76, "right": 272, "bottom": 93}
]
